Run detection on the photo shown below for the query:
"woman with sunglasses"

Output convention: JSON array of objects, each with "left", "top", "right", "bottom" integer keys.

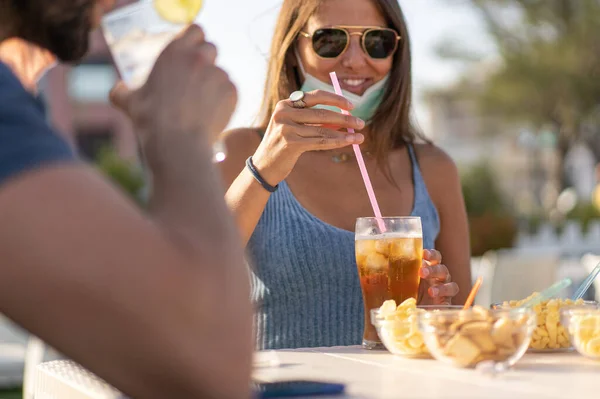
[{"left": 220, "top": 0, "right": 471, "bottom": 350}]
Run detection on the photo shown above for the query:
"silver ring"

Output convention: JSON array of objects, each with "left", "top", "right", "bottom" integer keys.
[{"left": 289, "top": 90, "right": 307, "bottom": 109}]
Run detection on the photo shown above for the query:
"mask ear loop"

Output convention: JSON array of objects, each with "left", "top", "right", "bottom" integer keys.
[
  {"left": 289, "top": 45, "right": 306, "bottom": 90},
  {"left": 293, "top": 46, "right": 308, "bottom": 80}
]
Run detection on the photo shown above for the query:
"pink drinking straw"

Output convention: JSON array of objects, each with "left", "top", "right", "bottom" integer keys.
[{"left": 330, "top": 72, "right": 386, "bottom": 233}]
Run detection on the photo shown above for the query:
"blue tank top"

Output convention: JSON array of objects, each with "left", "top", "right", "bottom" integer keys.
[{"left": 247, "top": 144, "right": 440, "bottom": 350}]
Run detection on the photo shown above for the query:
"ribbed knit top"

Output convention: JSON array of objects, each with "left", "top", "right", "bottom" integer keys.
[{"left": 247, "top": 144, "right": 440, "bottom": 349}]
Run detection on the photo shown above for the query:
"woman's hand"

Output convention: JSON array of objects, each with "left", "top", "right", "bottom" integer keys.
[
  {"left": 419, "top": 249, "right": 460, "bottom": 305},
  {"left": 250, "top": 90, "right": 366, "bottom": 186}
]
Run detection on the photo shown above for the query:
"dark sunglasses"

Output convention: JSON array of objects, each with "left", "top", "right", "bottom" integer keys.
[{"left": 299, "top": 26, "right": 401, "bottom": 59}]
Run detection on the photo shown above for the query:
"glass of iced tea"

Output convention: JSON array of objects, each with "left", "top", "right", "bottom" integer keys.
[{"left": 355, "top": 217, "right": 423, "bottom": 349}]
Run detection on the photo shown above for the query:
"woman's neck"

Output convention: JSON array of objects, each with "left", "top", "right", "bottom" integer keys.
[{"left": 0, "top": 38, "right": 56, "bottom": 93}]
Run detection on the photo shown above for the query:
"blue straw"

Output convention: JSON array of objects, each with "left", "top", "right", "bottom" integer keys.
[{"left": 571, "top": 263, "right": 600, "bottom": 301}]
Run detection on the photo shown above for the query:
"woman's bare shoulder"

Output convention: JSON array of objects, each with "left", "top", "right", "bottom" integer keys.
[
  {"left": 412, "top": 143, "right": 461, "bottom": 199},
  {"left": 223, "top": 128, "right": 263, "bottom": 154},
  {"left": 412, "top": 143, "right": 456, "bottom": 170},
  {"left": 219, "top": 127, "right": 263, "bottom": 186}
]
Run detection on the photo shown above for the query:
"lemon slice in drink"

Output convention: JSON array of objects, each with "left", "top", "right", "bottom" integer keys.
[{"left": 154, "top": 0, "right": 203, "bottom": 24}]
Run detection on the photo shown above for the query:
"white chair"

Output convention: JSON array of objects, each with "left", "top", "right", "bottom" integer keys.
[
  {"left": 34, "top": 360, "right": 124, "bottom": 399},
  {"left": 470, "top": 251, "right": 497, "bottom": 308},
  {"left": 580, "top": 253, "right": 600, "bottom": 302},
  {"left": 0, "top": 316, "right": 67, "bottom": 397},
  {"left": 489, "top": 249, "right": 560, "bottom": 305},
  {"left": 22, "top": 337, "right": 64, "bottom": 399},
  {"left": 531, "top": 223, "right": 560, "bottom": 251},
  {"left": 585, "top": 222, "right": 600, "bottom": 248}
]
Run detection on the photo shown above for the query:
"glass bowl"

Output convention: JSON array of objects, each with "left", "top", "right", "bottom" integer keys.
[
  {"left": 492, "top": 300, "right": 598, "bottom": 353},
  {"left": 417, "top": 307, "right": 536, "bottom": 368},
  {"left": 560, "top": 307, "right": 600, "bottom": 360},
  {"left": 371, "top": 305, "right": 463, "bottom": 358}
]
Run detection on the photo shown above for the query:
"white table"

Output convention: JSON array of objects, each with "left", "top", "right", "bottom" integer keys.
[
  {"left": 254, "top": 346, "right": 600, "bottom": 399},
  {"left": 34, "top": 346, "right": 600, "bottom": 398}
]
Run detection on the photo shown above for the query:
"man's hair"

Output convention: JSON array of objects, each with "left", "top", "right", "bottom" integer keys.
[{"left": 1, "top": 0, "right": 95, "bottom": 62}]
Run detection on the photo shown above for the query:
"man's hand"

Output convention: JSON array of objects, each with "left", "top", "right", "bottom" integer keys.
[{"left": 110, "top": 24, "right": 237, "bottom": 144}]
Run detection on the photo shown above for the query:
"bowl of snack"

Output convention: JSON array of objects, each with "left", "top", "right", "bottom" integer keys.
[
  {"left": 560, "top": 307, "right": 600, "bottom": 360},
  {"left": 371, "top": 299, "right": 462, "bottom": 357},
  {"left": 493, "top": 296, "right": 596, "bottom": 352},
  {"left": 417, "top": 306, "right": 535, "bottom": 368}
]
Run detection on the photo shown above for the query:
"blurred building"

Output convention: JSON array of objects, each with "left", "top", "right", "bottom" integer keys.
[
  {"left": 423, "top": 62, "right": 560, "bottom": 215},
  {"left": 40, "top": 0, "right": 138, "bottom": 162}
]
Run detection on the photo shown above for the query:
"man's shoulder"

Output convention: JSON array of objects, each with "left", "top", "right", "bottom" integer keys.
[
  {"left": 0, "top": 62, "right": 76, "bottom": 187},
  {"left": 0, "top": 61, "right": 19, "bottom": 87},
  {"left": 0, "top": 62, "right": 48, "bottom": 125},
  {"left": 0, "top": 61, "right": 31, "bottom": 103}
]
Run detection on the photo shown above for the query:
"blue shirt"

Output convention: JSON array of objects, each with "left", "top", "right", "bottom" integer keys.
[
  {"left": 248, "top": 144, "right": 440, "bottom": 349},
  {"left": 0, "top": 61, "right": 75, "bottom": 187}
]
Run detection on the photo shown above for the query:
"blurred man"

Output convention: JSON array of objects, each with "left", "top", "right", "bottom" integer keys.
[{"left": 0, "top": 1, "right": 252, "bottom": 398}]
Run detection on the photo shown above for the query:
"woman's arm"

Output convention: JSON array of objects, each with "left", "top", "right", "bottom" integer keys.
[
  {"left": 219, "top": 91, "right": 365, "bottom": 246},
  {"left": 418, "top": 144, "right": 472, "bottom": 305},
  {"left": 220, "top": 128, "right": 272, "bottom": 245}
]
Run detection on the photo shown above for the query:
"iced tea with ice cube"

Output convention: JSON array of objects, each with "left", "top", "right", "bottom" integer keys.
[{"left": 355, "top": 217, "right": 423, "bottom": 349}]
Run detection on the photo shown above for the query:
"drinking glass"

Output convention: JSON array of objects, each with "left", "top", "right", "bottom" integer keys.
[
  {"left": 355, "top": 217, "right": 423, "bottom": 349},
  {"left": 101, "top": 0, "right": 226, "bottom": 162}
]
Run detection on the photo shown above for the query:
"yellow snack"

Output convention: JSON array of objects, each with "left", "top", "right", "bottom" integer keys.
[
  {"left": 531, "top": 340, "right": 545, "bottom": 350},
  {"left": 537, "top": 313, "right": 546, "bottom": 326},
  {"left": 398, "top": 297, "right": 417, "bottom": 309},
  {"left": 471, "top": 332, "right": 497, "bottom": 353},
  {"left": 546, "top": 319, "right": 558, "bottom": 348},
  {"left": 558, "top": 334, "right": 568, "bottom": 346},
  {"left": 422, "top": 308, "right": 533, "bottom": 368},
  {"left": 567, "top": 313, "right": 600, "bottom": 359},
  {"left": 408, "top": 333, "right": 424, "bottom": 349},
  {"left": 491, "top": 318, "right": 513, "bottom": 345},
  {"left": 445, "top": 335, "right": 481, "bottom": 366},
  {"left": 376, "top": 299, "right": 428, "bottom": 356},
  {"left": 502, "top": 296, "right": 586, "bottom": 351},
  {"left": 379, "top": 299, "right": 397, "bottom": 317},
  {"left": 154, "top": 0, "right": 203, "bottom": 24},
  {"left": 586, "top": 337, "right": 600, "bottom": 356}
]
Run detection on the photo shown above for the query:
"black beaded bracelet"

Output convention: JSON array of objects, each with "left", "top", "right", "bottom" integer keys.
[{"left": 246, "top": 157, "right": 279, "bottom": 193}]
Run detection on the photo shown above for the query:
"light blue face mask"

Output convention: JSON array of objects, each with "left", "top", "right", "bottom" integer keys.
[{"left": 296, "top": 56, "right": 389, "bottom": 123}]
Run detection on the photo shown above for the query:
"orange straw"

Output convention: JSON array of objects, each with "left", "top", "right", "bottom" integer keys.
[{"left": 463, "top": 276, "right": 483, "bottom": 309}]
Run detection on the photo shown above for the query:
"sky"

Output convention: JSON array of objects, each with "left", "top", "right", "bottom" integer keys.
[{"left": 195, "top": 0, "right": 495, "bottom": 133}]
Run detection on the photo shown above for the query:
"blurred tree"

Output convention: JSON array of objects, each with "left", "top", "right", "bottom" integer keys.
[
  {"left": 95, "top": 147, "right": 147, "bottom": 207},
  {"left": 565, "top": 202, "right": 600, "bottom": 232},
  {"left": 461, "top": 162, "right": 518, "bottom": 256},
  {"left": 438, "top": 0, "right": 600, "bottom": 188}
]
